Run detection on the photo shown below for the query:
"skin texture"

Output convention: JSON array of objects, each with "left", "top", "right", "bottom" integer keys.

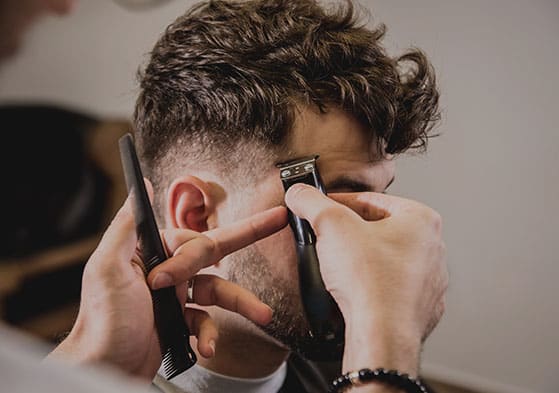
[{"left": 51, "top": 106, "right": 448, "bottom": 393}]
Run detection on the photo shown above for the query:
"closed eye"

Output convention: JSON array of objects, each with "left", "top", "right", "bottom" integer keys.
[
  {"left": 325, "top": 177, "right": 372, "bottom": 193},
  {"left": 326, "top": 176, "right": 395, "bottom": 194}
]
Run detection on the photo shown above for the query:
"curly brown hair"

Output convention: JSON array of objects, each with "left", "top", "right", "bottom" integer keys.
[{"left": 134, "top": 0, "right": 440, "bottom": 207}]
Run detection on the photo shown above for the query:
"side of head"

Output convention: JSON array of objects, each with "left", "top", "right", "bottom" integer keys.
[
  {"left": 133, "top": 0, "right": 440, "bottom": 353},
  {"left": 134, "top": 0, "right": 439, "bottom": 223}
]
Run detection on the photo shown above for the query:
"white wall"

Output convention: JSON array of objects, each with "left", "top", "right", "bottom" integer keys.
[{"left": 1, "top": 1, "right": 558, "bottom": 392}]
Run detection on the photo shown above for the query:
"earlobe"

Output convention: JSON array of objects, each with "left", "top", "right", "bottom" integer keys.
[{"left": 168, "top": 176, "right": 212, "bottom": 232}]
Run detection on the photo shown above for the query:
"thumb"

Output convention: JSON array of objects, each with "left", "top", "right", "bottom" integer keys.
[
  {"left": 91, "top": 193, "right": 138, "bottom": 268},
  {"left": 329, "top": 191, "right": 413, "bottom": 221},
  {"left": 328, "top": 192, "right": 392, "bottom": 221},
  {"left": 285, "top": 183, "right": 357, "bottom": 230}
]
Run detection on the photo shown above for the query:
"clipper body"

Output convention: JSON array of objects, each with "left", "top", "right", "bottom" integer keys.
[{"left": 278, "top": 156, "right": 345, "bottom": 360}]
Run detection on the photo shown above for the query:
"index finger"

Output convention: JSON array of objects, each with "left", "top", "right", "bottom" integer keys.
[
  {"left": 328, "top": 192, "right": 390, "bottom": 221},
  {"left": 148, "top": 206, "right": 287, "bottom": 289},
  {"left": 205, "top": 206, "right": 288, "bottom": 257}
]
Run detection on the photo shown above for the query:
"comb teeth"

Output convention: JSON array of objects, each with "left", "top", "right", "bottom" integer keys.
[
  {"left": 160, "top": 332, "right": 196, "bottom": 379},
  {"left": 162, "top": 346, "right": 196, "bottom": 379}
]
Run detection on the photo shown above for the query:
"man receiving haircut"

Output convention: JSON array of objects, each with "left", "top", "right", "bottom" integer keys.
[
  {"left": 50, "top": 1, "right": 447, "bottom": 392},
  {"left": 132, "top": 0, "right": 441, "bottom": 391}
]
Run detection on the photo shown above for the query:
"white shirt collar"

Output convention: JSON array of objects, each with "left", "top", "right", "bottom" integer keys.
[{"left": 157, "top": 361, "right": 287, "bottom": 393}]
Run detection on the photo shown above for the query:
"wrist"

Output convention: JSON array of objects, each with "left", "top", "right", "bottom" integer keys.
[
  {"left": 46, "top": 320, "right": 103, "bottom": 365},
  {"left": 343, "top": 317, "right": 421, "bottom": 378}
]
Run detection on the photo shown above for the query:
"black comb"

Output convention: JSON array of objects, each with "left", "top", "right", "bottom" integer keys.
[{"left": 118, "top": 133, "right": 197, "bottom": 379}]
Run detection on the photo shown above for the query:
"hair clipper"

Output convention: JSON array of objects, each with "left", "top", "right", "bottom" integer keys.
[{"left": 277, "top": 155, "right": 345, "bottom": 360}]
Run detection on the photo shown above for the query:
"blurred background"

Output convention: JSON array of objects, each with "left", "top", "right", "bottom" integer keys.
[{"left": 0, "top": 1, "right": 557, "bottom": 393}]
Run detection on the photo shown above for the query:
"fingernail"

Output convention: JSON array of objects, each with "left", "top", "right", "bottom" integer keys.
[
  {"left": 209, "top": 340, "right": 216, "bottom": 356},
  {"left": 263, "top": 305, "right": 274, "bottom": 324},
  {"left": 285, "top": 183, "right": 308, "bottom": 199},
  {"left": 151, "top": 272, "right": 173, "bottom": 289},
  {"left": 287, "top": 183, "right": 306, "bottom": 193},
  {"left": 265, "top": 305, "right": 273, "bottom": 315}
]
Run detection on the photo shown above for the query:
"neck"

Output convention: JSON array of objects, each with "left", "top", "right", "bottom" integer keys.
[{"left": 192, "top": 311, "right": 289, "bottom": 378}]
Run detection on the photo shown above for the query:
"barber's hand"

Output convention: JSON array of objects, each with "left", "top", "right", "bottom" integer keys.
[
  {"left": 285, "top": 184, "right": 447, "bottom": 377},
  {"left": 49, "top": 189, "right": 287, "bottom": 380}
]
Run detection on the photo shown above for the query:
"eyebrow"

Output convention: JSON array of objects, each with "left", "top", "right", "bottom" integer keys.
[{"left": 325, "top": 175, "right": 395, "bottom": 193}]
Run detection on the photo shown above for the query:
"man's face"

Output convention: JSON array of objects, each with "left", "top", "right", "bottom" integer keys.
[{"left": 224, "top": 106, "right": 396, "bottom": 356}]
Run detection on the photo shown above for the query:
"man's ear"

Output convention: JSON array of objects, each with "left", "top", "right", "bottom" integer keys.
[{"left": 167, "top": 175, "right": 213, "bottom": 232}]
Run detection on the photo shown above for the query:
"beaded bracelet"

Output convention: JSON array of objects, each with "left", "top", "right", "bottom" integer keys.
[{"left": 330, "top": 368, "right": 431, "bottom": 393}]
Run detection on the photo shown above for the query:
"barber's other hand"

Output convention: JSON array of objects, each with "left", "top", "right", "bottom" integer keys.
[
  {"left": 48, "top": 189, "right": 286, "bottom": 380},
  {"left": 285, "top": 184, "right": 447, "bottom": 377}
]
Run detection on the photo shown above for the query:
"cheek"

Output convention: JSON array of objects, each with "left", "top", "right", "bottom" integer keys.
[
  {"left": 226, "top": 174, "right": 297, "bottom": 278},
  {"left": 253, "top": 226, "right": 298, "bottom": 279}
]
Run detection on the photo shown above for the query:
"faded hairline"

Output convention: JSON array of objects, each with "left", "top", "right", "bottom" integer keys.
[
  {"left": 134, "top": 0, "right": 441, "bottom": 222},
  {"left": 145, "top": 136, "right": 280, "bottom": 225}
]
